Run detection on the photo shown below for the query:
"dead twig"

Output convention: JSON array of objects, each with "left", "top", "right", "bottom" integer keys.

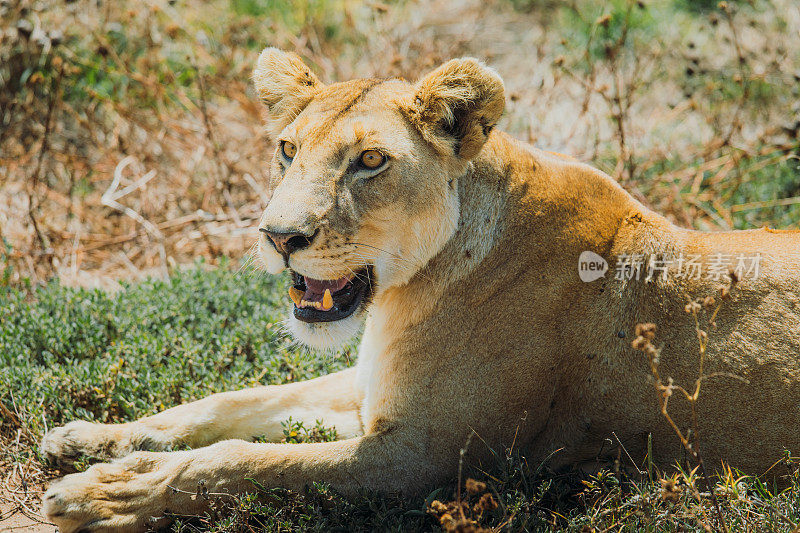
[
  {"left": 632, "top": 273, "right": 750, "bottom": 533},
  {"left": 27, "top": 62, "right": 62, "bottom": 270}
]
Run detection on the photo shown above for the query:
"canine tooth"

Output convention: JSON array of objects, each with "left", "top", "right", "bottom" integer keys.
[
  {"left": 322, "top": 289, "right": 333, "bottom": 311},
  {"left": 288, "top": 287, "right": 303, "bottom": 306}
]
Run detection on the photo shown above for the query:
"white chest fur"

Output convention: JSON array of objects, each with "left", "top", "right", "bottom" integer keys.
[{"left": 354, "top": 319, "right": 380, "bottom": 429}]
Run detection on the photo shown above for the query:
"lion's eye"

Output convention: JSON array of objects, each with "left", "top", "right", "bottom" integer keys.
[
  {"left": 359, "top": 150, "right": 385, "bottom": 170},
  {"left": 281, "top": 141, "right": 297, "bottom": 160}
]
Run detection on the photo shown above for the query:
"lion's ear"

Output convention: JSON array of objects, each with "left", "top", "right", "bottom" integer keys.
[
  {"left": 252, "top": 48, "right": 325, "bottom": 138},
  {"left": 407, "top": 58, "right": 505, "bottom": 160}
]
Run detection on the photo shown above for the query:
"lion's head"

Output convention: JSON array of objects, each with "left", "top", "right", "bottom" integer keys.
[{"left": 253, "top": 48, "right": 504, "bottom": 349}]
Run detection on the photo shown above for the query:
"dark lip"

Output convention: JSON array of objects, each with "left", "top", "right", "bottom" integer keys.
[{"left": 292, "top": 267, "right": 373, "bottom": 323}]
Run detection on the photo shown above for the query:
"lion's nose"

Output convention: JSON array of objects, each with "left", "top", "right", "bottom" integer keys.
[{"left": 260, "top": 228, "right": 317, "bottom": 257}]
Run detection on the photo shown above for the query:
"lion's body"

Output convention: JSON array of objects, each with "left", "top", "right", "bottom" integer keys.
[
  {"left": 356, "top": 130, "right": 800, "bottom": 480},
  {"left": 42, "top": 51, "right": 800, "bottom": 532}
]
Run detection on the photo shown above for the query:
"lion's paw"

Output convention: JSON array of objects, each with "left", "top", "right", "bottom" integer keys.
[
  {"left": 41, "top": 421, "right": 133, "bottom": 470},
  {"left": 42, "top": 452, "right": 187, "bottom": 533}
]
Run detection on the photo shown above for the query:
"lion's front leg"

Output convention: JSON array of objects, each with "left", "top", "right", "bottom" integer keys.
[
  {"left": 41, "top": 368, "right": 362, "bottom": 469},
  {"left": 44, "top": 431, "right": 434, "bottom": 533}
]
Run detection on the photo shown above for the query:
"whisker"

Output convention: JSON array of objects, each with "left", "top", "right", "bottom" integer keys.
[
  {"left": 348, "top": 242, "right": 427, "bottom": 269},
  {"left": 349, "top": 250, "right": 435, "bottom": 283},
  {"left": 235, "top": 244, "right": 254, "bottom": 272},
  {"left": 343, "top": 262, "right": 375, "bottom": 296},
  {"left": 344, "top": 258, "right": 376, "bottom": 295},
  {"left": 236, "top": 242, "right": 260, "bottom": 279}
]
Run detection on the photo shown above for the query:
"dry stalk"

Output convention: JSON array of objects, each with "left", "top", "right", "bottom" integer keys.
[
  {"left": 603, "top": 0, "right": 636, "bottom": 183},
  {"left": 27, "top": 62, "right": 62, "bottom": 269},
  {"left": 632, "top": 273, "right": 751, "bottom": 533},
  {"left": 192, "top": 58, "right": 229, "bottom": 192},
  {"left": 718, "top": 1, "right": 749, "bottom": 148}
]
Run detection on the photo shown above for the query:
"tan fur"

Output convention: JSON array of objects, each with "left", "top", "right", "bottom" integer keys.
[
  {"left": 403, "top": 57, "right": 505, "bottom": 159},
  {"left": 42, "top": 50, "right": 800, "bottom": 532},
  {"left": 252, "top": 47, "right": 324, "bottom": 138}
]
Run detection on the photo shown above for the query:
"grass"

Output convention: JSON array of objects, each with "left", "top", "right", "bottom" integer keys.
[
  {"left": 4, "top": 263, "right": 800, "bottom": 531},
  {"left": 2, "top": 0, "right": 800, "bottom": 529},
  {"left": 3, "top": 0, "right": 799, "bottom": 284},
  {"left": 0, "top": 260, "right": 350, "bottom": 444}
]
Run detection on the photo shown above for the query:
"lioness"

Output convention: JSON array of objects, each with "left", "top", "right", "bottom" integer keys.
[{"left": 42, "top": 49, "right": 800, "bottom": 532}]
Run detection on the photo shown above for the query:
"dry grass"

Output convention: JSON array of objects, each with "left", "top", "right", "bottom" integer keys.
[{"left": 2, "top": 0, "right": 799, "bottom": 289}]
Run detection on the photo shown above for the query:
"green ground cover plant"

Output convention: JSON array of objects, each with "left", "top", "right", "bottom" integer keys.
[{"left": 4, "top": 264, "right": 800, "bottom": 531}]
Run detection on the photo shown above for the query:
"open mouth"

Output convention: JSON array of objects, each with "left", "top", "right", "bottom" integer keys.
[{"left": 289, "top": 267, "right": 373, "bottom": 323}]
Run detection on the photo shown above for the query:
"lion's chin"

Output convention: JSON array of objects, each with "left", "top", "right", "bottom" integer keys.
[{"left": 285, "top": 310, "right": 364, "bottom": 351}]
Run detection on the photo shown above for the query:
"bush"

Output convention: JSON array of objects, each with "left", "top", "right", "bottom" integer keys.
[{"left": 0, "top": 261, "right": 353, "bottom": 463}]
